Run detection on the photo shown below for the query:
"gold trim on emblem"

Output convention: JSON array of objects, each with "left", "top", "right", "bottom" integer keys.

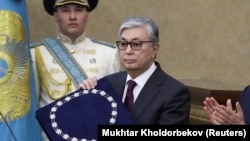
[{"left": 0, "top": 11, "right": 30, "bottom": 122}]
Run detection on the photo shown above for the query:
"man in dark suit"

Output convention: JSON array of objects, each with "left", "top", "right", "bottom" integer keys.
[{"left": 80, "top": 15, "right": 191, "bottom": 124}]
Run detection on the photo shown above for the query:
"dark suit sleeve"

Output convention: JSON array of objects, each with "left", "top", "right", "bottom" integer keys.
[
  {"left": 239, "top": 85, "right": 250, "bottom": 124},
  {"left": 159, "top": 84, "right": 191, "bottom": 124}
]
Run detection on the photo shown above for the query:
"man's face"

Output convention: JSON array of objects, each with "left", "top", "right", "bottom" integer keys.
[
  {"left": 119, "top": 27, "right": 159, "bottom": 78},
  {"left": 53, "top": 4, "right": 89, "bottom": 39}
]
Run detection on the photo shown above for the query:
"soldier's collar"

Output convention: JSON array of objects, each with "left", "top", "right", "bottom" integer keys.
[{"left": 58, "top": 33, "right": 86, "bottom": 44}]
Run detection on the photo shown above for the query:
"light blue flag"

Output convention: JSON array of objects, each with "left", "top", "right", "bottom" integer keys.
[{"left": 0, "top": 0, "right": 42, "bottom": 141}]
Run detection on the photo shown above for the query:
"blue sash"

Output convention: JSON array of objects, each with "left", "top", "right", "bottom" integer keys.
[{"left": 43, "top": 37, "right": 88, "bottom": 86}]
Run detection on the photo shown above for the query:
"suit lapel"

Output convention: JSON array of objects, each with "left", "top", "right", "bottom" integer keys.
[
  {"left": 131, "top": 66, "right": 164, "bottom": 119},
  {"left": 107, "top": 72, "right": 127, "bottom": 99}
]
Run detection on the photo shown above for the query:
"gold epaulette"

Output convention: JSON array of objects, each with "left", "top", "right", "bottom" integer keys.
[
  {"left": 30, "top": 41, "right": 43, "bottom": 48},
  {"left": 91, "top": 38, "right": 116, "bottom": 48}
]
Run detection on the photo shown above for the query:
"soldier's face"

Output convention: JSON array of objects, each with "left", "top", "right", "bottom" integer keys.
[{"left": 54, "top": 4, "right": 89, "bottom": 39}]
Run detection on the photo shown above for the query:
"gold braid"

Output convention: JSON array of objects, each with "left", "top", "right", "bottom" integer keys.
[{"left": 35, "top": 47, "right": 72, "bottom": 100}]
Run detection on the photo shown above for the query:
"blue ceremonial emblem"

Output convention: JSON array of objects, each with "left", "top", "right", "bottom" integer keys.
[{"left": 36, "top": 77, "right": 135, "bottom": 141}]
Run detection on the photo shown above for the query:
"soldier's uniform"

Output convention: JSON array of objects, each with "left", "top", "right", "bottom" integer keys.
[
  {"left": 31, "top": 33, "right": 120, "bottom": 108},
  {"left": 34, "top": 0, "right": 120, "bottom": 140}
]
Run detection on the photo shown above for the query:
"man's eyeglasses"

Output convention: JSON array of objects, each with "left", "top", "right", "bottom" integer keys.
[{"left": 116, "top": 41, "right": 152, "bottom": 50}]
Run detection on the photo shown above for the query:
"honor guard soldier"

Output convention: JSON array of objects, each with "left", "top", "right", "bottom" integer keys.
[{"left": 30, "top": 0, "right": 120, "bottom": 140}]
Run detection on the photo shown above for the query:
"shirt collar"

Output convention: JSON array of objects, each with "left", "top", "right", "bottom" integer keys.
[
  {"left": 58, "top": 33, "right": 86, "bottom": 44},
  {"left": 126, "top": 62, "right": 157, "bottom": 88}
]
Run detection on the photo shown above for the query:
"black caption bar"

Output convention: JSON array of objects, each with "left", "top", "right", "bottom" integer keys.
[{"left": 98, "top": 125, "right": 250, "bottom": 140}]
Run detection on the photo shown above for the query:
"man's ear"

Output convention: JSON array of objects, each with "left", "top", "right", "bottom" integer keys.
[
  {"left": 53, "top": 13, "right": 58, "bottom": 23},
  {"left": 152, "top": 43, "right": 159, "bottom": 58}
]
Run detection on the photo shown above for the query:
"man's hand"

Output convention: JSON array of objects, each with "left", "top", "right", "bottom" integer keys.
[
  {"left": 204, "top": 97, "right": 245, "bottom": 125},
  {"left": 79, "top": 76, "right": 98, "bottom": 90},
  {"left": 203, "top": 97, "right": 221, "bottom": 124}
]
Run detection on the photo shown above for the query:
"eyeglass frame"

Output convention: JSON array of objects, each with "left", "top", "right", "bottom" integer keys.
[{"left": 116, "top": 40, "right": 153, "bottom": 51}]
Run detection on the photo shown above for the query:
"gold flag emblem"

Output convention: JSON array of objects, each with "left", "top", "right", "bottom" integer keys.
[{"left": 0, "top": 11, "right": 30, "bottom": 121}]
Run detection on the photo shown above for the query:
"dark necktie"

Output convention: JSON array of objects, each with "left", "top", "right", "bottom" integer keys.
[{"left": 124, "top": 80, "right": 137, "bottom": 110}]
